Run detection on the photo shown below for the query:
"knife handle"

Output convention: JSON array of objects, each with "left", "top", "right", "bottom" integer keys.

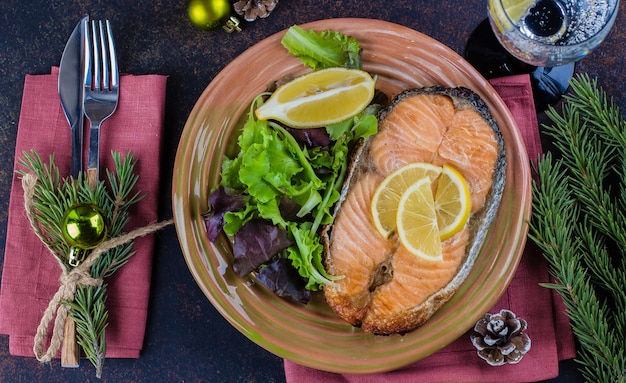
[
  {"left": 61, "top": 316, "right": 80, "bottom": 367},
  {"left": 87, "top": 168, "right": 98, "bottom": 189},
  {"left": 87, "top": 121, "right": 100, "bottom": 187}
]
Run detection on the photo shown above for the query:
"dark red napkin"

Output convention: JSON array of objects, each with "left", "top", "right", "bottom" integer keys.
[
  {"left": 284, "top": 74, "right": 577, "bottom": 382},
  {"left": 0, "top": 67, "right": 167, "bottom": 358}
]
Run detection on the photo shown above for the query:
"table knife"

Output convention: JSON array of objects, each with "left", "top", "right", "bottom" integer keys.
[
  {"left": 58, "top": 16, "right": 88, "bottom": 179},
  {"left": 57, "top": 16, "right": 88, "bottom": 368}
]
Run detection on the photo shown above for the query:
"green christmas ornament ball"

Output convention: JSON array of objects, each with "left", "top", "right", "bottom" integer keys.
[
  {"left": 187, "top": 0, "right": 231, "bottom": 30},
  {"left": 61, "top": 203, "right": 108, "bottom": 250}
]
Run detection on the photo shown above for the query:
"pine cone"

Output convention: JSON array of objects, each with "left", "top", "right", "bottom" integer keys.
[
  {"left": 470, "top": 309, "right": 531, "bottom": 366},
  {"left": 234, "top": 0, "right": 279, "bottom": 22}
]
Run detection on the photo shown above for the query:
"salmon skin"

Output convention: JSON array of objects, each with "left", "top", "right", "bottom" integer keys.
[{"left": 322, "top": 86, "right": 506, "bottom": 335}]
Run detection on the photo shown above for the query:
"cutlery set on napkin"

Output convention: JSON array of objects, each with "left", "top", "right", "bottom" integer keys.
[{"left": 0, "top": 14, "right": 168, "bottom": 369}]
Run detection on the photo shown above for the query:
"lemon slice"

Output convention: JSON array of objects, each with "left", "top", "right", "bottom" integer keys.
[
  {"left": 502, "top": 0, "right": 535, "bottom": 23},
  {"left": 370, "top": 162, "right": 443, "bottom": 238},
  {"left": 396, "top": 178, "right": 442, "bottom": 262},
  {"left": 255, "top": 67, "right": 376, "bottom": 128},
  {"left": 435, "top": 164, "right": 472, "bottom": 240}
]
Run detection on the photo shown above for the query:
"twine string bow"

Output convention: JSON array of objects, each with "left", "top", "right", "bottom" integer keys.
[{"left": 22, "top": 173, "right": 172, "bottom": 362}]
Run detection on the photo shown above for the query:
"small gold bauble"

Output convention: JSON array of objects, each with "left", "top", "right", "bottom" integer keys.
[
  {"left": 61, "top": 203, "right": 108, "bottom": 250},
  {"left": 187, "top": 0, "right": 231, "bottom": 30}
]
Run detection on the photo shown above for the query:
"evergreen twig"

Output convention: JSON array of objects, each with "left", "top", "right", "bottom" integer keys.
[
  {"left": 19, "top": 151, "right": 145, "bottom": 378},
  {"left": 529, "top": 74, "right": 626, "bottom": 382},
  {"left": 65, "top": 284, "right": 108, "bottom": 378}
]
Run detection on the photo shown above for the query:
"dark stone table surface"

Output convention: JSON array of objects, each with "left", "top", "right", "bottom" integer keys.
[{"left": 1, "top": 0, "right": 624, "bottom": 382}]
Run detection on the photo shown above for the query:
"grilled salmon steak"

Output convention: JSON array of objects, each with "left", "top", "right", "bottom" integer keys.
[{"left": 322, "top": 86, "right": 506, "bottom": 335}]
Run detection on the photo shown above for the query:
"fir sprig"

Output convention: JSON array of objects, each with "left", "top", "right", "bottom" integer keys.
[
  {"left": 19, "top": 150, "right": 145, "bottom": 378},
  {"left": 65, "top": 284, "right": 109, "bottom": 377},
  {"left": 529, "top": 74, "right": 626, "bottom": 382}
]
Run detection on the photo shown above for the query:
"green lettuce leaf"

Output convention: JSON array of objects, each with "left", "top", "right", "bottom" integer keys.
[{"left": 280, "top": 25, "right": 362, "bottom": 70}]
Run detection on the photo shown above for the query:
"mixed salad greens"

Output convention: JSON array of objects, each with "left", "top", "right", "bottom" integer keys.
[{"left": 204, "top": 25, "right": 383, "bottom": 303}]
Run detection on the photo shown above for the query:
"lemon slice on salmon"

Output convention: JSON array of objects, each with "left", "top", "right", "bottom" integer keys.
[
  {"left": 255, "top": 67, "right": 376, "bottom": 128},
  {"left": 371, "top": 162, "right": 471, "bottom": 247},
  {"left": 370, "top": 162, "right": 443, "bottom": 238},
  {"left": 435, "top": 164, "right": 472, "bottom": 240},
  {"left": 396, "top": 178, "right": 443, "bottom": 262}
]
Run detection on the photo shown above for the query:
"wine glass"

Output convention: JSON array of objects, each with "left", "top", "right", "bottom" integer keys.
[{"left": 465, "top": 0, "right": 620, "bottom": 110}]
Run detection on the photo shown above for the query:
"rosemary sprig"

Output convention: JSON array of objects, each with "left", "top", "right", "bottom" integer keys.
[
  {"left": 529, "top": 74, "right": 626, "bottom": 382},
  {"left": 19, "top": 150, "right": 145, "bottom": 378}
]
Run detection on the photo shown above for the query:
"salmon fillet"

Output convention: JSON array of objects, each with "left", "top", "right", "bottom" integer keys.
[
  {"left": 323, "top": 87, "right": 505, "bottom": 335},
  {"left": 362, "top": 228, "right": 469, "bottom": 334},
  {"left": 324, "top": 172, "right": 393, "bottom": 325},
  {"left": 370, "top": 94, "right": 454, "bottom": 175},
  {"left": 370, "top": 93, "right": 499, "bottom": 213},
  {"left": 434, "top": 109, "right": 499, "bottom": 212}
]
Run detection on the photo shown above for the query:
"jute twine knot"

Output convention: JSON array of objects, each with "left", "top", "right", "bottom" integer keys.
[{"left": 22, "top": 173, "right": 173, "bottom": 362}]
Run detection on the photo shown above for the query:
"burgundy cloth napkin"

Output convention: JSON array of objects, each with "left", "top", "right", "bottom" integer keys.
[
  {"left": 0, "top": 67, "right": 167, "bottom": 358},
  {"left": 284, "top": 74, "right": 577, "bottom": 382}
]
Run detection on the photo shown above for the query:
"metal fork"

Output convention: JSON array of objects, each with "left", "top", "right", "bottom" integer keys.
[{"left": 83, "top": 19, "right": 119, "bottom": 187}]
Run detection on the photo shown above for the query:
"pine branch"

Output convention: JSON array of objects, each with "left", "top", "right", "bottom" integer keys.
[
  {"left": 530, "top": 74, "right": 626, "bottom": 382},
  {"left": 19, "top": 151, "right": 96, "bottom": 267},
  {"left": 87, "top": 152, "right": 146, "bottom": 279},
  {"left": 66, "top": 284, "right": 108, "bottom": 379},
  {"left": 565, "top": 74, "right": 626, "bottom": 149},
  {"left": 530, "top": 157, "right": 622, "bottom": 382},
  {"left": 20, "top": 150, "right": 145, "bottom": 378},
  {"left": 561, "top": 75, "right": 626, "bottom": 249}
]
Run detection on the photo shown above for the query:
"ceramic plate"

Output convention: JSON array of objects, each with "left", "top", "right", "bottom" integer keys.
[{"left": 172, "top": 18, "right": 531, "bottom": 373}]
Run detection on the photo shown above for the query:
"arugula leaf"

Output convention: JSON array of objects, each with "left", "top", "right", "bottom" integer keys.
[{"left": 281, "top": 25, "right": 362, "bottom": 70}]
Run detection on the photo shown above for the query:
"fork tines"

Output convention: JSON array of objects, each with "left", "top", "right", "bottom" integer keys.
[
  {"left": 84, "top": 19, "right": 119, "bottom": 93},
  {"left": 83, "top": 18, "right": 119, "bottom": 185}
]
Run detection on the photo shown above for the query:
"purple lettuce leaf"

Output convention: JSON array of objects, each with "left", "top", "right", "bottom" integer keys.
[
  {"left": 204, "top": 186, "right": 246, "bottom": 242},
  {"left": 256, "top": 258, "right": 312, "bottom": 304},
  {"left": 232, "top": 219, "right": 294, "bottom": 276},
  {"left": 285, "top": 126, "right": 331, "bottom": 148},
  {"left": 278, "top": 195, "right": 303, "bottom": 222}
]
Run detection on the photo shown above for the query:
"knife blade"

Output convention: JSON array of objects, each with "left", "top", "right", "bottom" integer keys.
[{"left": 58, "top": 16, "right": 88, "bottom": 179}]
